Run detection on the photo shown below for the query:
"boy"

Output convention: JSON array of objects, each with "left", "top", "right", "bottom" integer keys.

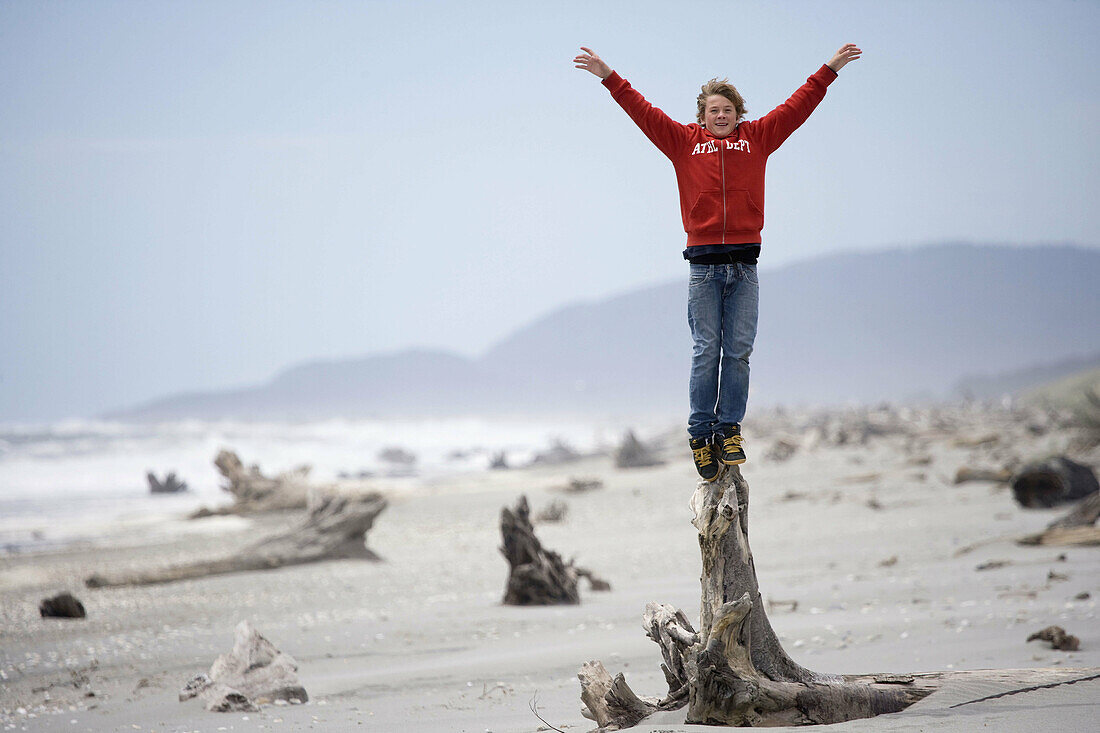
[{"left": 574, "top": 43, "right": 861, "bottom": 480}]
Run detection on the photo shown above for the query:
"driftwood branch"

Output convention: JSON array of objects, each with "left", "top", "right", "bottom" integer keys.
[{"left": 86, "top": 493, "right": 386, "bottom": 588}]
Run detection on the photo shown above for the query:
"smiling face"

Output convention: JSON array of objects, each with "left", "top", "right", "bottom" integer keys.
[{"left": 703, "top": 94, "right": 738, "bottom": 138}]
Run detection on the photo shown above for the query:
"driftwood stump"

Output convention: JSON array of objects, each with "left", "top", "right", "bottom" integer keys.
[
  {"left": 615, "top": 430, "right": 664, "bottom": 469},
  {"left": 191, "top": 450, "right": 316, "bottom": 516},
  {"left": 580, "top": 469, "right": 948, "bottom": 728},
  {"left": 500, "top": 495, "right": 611, "bottom": 603},
  {"left": 86, "top": 493, "right": 386, "bottom": 588},
  {"left": 501, "top": 495, "right": 579, "bottom": 605}
]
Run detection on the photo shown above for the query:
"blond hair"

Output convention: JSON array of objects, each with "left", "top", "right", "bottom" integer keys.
[{"left": 696, "top": 78, "right": 747, "bottom": 124}]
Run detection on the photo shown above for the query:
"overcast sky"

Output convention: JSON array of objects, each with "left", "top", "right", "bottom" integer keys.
[{"left": 1, "top": 0, "right": 1098, "bottom": 421}]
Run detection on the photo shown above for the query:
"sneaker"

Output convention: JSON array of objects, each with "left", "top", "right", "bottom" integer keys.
[
  {"left": 714, "top": 425, "right": 747, "bottom": 465},
  {"left": 689, "top": 437, "right": 721, "bottom": 482}
]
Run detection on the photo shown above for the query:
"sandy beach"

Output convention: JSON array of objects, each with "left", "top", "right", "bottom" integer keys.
[{"left": 2, "top": 405, "right": 1098, "bottom": 732}]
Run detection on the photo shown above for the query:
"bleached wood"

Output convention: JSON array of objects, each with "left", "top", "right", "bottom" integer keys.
[{"left": 86, "top": 493, "right": 385, "bottom": 588}]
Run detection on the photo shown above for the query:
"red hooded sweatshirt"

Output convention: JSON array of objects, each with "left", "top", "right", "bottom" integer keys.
[{"left": 601, "top": 65, "right": 837, "bottom": 250}]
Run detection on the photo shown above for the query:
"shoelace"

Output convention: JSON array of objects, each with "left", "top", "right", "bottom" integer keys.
[
  {"left": 693, "top": 446, "right": 714, "bottom": 466},
  {"left": 722, "top": 434, "right": 743, "bottom": 451}
]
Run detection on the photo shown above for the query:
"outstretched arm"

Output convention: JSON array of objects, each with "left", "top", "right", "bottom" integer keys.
[
  {"left": 574, "top": 47, "right": 612, "bottom": 80},
  {"left": 826, "top": 43, "right": 862, "bottom": 72},
  {"left": 752, "top": 44, "right": 859, "bottom": 154},
  {"left": 574, "top": 46, "right": 688, "bottom": 158}
]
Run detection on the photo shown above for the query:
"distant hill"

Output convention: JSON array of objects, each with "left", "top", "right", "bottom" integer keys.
[
  {"left": 109, "top": 243, "right": 1100, "bottom": 420},
  {"left": 1019, "top": 365, "right": 1100, "bottom": 413},
  {"left": 954, "top": 352, "right": 1100, "bottom": 401}
]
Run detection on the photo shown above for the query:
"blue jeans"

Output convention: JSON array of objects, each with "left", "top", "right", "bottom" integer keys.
[{"left": 686, "top": 262, "right": 759, "bottom": 440}]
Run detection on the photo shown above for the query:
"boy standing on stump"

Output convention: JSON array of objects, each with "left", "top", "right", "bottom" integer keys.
[{"left": 575, "top": 44, "right": 861, "bottom": 481}]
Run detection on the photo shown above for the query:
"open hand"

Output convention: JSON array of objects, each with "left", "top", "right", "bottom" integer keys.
[
  {"left": 574, "top": 47, "right": 611, "bottom": 79},
  {"left": 827, "top": 43, "right": 862, "bottom": 72}
]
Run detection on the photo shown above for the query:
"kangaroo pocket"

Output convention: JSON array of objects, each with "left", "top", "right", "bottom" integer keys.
[
  {"left": 687, "top": 190, "right": 724, "bottom": 233},
  {"left": 725, "top": 189, "right": 764, "bottom": 232},
  {"left": 688, "top": 189, "right": 764, "bottom": 234}
]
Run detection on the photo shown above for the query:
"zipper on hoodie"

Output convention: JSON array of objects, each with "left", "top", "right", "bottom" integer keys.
[{"left": 719, "top": 136, "right": 727, "bottom": 244}]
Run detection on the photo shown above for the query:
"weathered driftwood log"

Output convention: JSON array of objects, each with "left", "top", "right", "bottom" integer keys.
[
  {"left": 953, "top": 466, "right": 1012, "bottom": 485},
  {"left": 1010, "top": 456, "right": 1099, "bottom": 508},
  {"left": 1018, "top": 490, "right": 1100, "bottom": 547},
  {"left": 39, "top": 592, "right": 86, "bottom": 618},
  {"left": 615, "top": 430, "right": 664, "bottom": 469},
  {"left": 191, "top": 450, "right": 316, "bottom": 517},
  {"left": 147, "top": 471, "right": 188, "bottom": 494},
  {"left": 180, "top": 620, "right": 307, "bottom": 712},
  {"left": 86, "top": 493, "right": 386, "bottom": 588},
  {"left": 581, "top": 469, "right": 941, "bottom": 728},
  {"left": 501, "top": 495, "right": 580, "bottom": 605}
]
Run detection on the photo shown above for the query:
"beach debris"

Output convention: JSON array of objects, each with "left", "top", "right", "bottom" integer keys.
[
  {"left": 534, "top": 499, "right": 568, "bottom": 523},
  {"left": 377, "top": 447, "right": 417, "bottom": 476},
  {"left": 952, "top": 434, "right": 999, "bottom": 448},
  {"left": 1018, "top": 490, "right": 1100, "bottom": 547},
  {"left": 190, "top": 449, "right": 317, "bottom": 517},
  {"left": 576, "top": 567, "right": 612, "bottom": 592},
  {"left": 766, "top": 598, "right": 799, "bottom": 613},
  {"left": 878, "top": 556, "right": 898, "bottom": 567},
  {"left": 180, "top": 620, "right": 307, "bottom": 712},
  {"left": 1010, "top": 456, "right": 1099, "bottom": 508},
  {"left": 489, "top": 450, "right": 509, "bottom": 470},
  {"left": 765, "top": 437, "right": 798, "bottom": 462},
  {"left": 1075, "top": 591, "right": 1091, "bottom": 600},
  {"left": 39, "top": 592, "right": 86, "bottom": 619},
  {"left": 953, "top": 466, "right": 1012, "bottom": 485},
  {"left": 555, "top": 477, "right": 603, "bottom": 493},
  {"left": 378, "top": 447, "right": 415, "bottom": 464},
  {"left": 614, "top": 430, "right": 664, "bottom": 468},
  {"left": 1047, "top": 570, "right": 1069, "bottom": 582},
  {"left": 530, "top": 439, "right": 582, "bottom": 466},
  {"left": 500, "top": 495, "right": 583, "bottom": 605},
  {"left": 86, "top": 492, "right": 386, "bottom": 588},
  {"left": 1026, "top": 625, "right": 1080, "bottom": 652},
  {"left": 147, "top": 471, "right": 188, "bottom": 494},
  {"left": 975, "top": 560, "right": 1010, "bottom": 571},
  {"left": 337, "top": 469, "right": 374, "bottom": 480}
]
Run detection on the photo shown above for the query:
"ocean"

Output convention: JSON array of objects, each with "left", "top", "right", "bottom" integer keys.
[{"left": 0, "top": 416, "right": 650, "bottom": 552}]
